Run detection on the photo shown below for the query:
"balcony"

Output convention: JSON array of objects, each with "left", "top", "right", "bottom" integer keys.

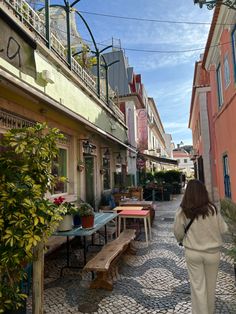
[{"left": 2, "top": 0, "right": 124, "bottom": 122}]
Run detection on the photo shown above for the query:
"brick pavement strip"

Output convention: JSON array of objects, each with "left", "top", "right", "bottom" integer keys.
[{"left": 27, "top": 195, "right": 236, "bottom": 313}]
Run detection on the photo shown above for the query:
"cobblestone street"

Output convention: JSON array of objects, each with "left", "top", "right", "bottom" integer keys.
[{"left": 28, "top": 194, "right": 236, "bottom": 313}]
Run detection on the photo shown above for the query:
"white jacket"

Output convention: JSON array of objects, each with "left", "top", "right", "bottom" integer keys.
[{"left": 173, "top": 207, "right": 228, "bottom": 252}]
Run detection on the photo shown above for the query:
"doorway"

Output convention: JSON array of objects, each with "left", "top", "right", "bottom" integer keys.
[{"left": 84, "top": 156, "right": 95, "bottom": 207}]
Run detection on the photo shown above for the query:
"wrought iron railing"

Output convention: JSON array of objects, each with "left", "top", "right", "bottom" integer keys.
[
  {"left": 5, "top": 0, "right": 46, "bottom": 38},
  {"left": 2, "top": 0, "right": 124, "bottom": 122}
]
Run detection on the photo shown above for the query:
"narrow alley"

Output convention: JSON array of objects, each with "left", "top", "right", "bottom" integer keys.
[{"left": 28, "top": 195, "right": 236, "bottom": 314}]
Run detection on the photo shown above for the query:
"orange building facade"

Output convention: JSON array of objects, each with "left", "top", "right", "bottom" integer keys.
[{"left": 189, "top": 5, "right": 236, "bottom": 203}]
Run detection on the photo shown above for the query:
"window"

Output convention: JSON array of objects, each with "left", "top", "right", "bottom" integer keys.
[
  {"left": 231, "top": 26, "right": 236, "bottom": 81},
  {"left": 216, "top": 63, "right": 223, "bottom": 108},
  {"left": 224, "top": 54, "right": 230, "bottom": 88},
  {"left": 184, "top": 159, "right": 187, "bottom": 163},
  {"left": 223, "top": 155, "right": 231, "bottom": 198},
  {"left": 52, "top": 147, "right": 68, "bottom": 194}
]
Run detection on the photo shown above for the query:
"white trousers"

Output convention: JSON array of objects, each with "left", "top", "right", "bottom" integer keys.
[{"left": 185, "top": 249, "right": 220, "bottom": 314}]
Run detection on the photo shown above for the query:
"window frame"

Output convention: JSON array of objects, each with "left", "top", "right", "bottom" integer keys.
[
  {"left": 51, "top": 146, "right": 69, "bottom": 196},
  {"left": 216, "top": 63, "right": 223, "bottom": 108},
  {"left": 223, "top": 53, "right": 231, "bottom": 88},
  {"left": 231, "top": 25, "right": 236, "bottom": 82}
]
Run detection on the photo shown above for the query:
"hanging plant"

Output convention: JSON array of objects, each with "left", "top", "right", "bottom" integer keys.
[{"left": 77, "top": 160, "right": 85, "bottom": 172}]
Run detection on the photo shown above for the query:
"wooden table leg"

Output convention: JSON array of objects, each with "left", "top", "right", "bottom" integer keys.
[
  {"left": 144, "top": 217, "right": 148, "bottom": 245},
  {"left": 118, "top": 215, "right": 121, "bottom": 236},
  {"left": 123, "top": 217, "right": 126, "bottom": 230},
  {"left": 148, "top": 214, "right": 152, "bottom": 241}
]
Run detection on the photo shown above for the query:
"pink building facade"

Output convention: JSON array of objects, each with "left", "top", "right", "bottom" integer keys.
[{"left": 189, "top": 5, "right": 236, "bottom": 203}]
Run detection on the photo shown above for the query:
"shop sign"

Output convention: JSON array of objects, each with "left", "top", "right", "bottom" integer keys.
[{"left": 137, "top": 109, "right": 148, "bottom": 151}]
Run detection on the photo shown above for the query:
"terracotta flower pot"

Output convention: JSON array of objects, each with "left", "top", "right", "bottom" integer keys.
[{"left": 81, "top": 215, "right": 94, "bottom": 229}]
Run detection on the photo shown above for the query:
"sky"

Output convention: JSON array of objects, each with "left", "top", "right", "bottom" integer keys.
[{"left": 48, "top": 0, "right": 213, "bottom": 146}]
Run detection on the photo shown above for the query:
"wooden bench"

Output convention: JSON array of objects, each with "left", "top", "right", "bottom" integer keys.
[{"left": 83, "top": 229, "right": 136, "bottom": 291}]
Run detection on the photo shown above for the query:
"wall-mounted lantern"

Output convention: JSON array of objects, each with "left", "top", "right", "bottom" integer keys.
[
  {"left": 116, "top": 152, "right": 123, "bottom": 164},
  {"left": 100, "top": 147, "right": 110, "bottom": 160},
  {"left": 82, "top": 140, "right": 96, "bottom": 155}
]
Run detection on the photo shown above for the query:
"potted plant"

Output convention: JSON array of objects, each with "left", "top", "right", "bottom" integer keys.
[
  {"left": 54, "top": 197, "right": 78, "bottom": 231},
  {"left": 77, "top": 203, "right": 95, "bottom": 229},
  {"left": 100, "top": 168, "right": 106, "bottom": 175},
  {"left": 63, "top": 201, "right": 79, "bottom": 227},
  {"left": 0, "top": 123, "right": 65, "bottom": 313},
  {"left": 77, "top": 160, "right": 85, "bottom": 172},
  {"left": 163, "top": 182, "right": 173, "bottom": 201}
]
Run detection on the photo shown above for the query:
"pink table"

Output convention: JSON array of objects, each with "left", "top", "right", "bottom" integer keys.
[{"left": 118, "top": 210, "right": 152, "bottom": 245}]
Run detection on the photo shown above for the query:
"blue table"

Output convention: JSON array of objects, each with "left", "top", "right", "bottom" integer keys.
[{"left": 53, "top": 212, "right": 118, "bottom": 275}]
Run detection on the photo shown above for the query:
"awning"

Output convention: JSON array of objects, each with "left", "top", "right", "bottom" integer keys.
[
  {"left": 0, "top": 70, "right": 137, "bottom": 154},
  {"left": 140, "top": 153, "right": 178, "bottom": 165}
]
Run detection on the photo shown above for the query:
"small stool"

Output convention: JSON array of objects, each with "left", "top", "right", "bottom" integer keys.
[{"left": 118, "top": 210, "right": 151, "bottom": 245}]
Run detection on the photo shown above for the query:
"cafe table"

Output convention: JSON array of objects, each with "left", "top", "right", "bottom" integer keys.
[
  {"left": 53, "top": 212, "right": 118, "bottom": 275},
  {"left": 118, "top": 210, "right": 152, "bottom": 245},
  {"left": 119, "top": 200, "right": 155, "bottom": 225}
]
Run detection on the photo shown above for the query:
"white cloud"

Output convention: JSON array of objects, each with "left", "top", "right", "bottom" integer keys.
[
  {"left": 164, "top": 122, "right": 188, "bottom": 129},
  {"left": 134, "top": 51, "right": 197, "bottom": 71},
  {"left": 107, "top": 2, "right": 212, "bottom": 69},
  {"left": 149, "top": 79, "right": 193, "bottom": 105}
]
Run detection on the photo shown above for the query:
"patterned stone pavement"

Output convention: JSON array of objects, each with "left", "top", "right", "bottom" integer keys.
[{"left": 27, "top": 194, "right": 236, "bottom": 313}]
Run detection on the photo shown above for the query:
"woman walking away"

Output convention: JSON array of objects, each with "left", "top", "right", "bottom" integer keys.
[{"left": 173, "top": 179, "right": 228, "bottom": 314}]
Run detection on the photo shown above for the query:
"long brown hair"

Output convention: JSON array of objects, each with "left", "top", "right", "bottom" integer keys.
[{"left": 180, "top": 179, "right": 217, "bottom": 219}]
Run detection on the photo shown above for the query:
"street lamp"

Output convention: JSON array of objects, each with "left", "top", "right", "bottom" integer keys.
[
  {"left": 193, "top": 0, "right": 236, "bottom": 10},
  {"left": 42, "top": 0, "right": 82, "bottom": 67},
  {"left": 74, "top": 10, "right": 113, "bottom": 97},
  {"left": 116, "top": 153, "right": 123, "bottom": 164},
  {"left": 101, "top": 55, "right": 120, "bottom": 104}
]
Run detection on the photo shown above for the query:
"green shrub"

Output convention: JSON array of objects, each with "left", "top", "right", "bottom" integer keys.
[
  {"left": 145, "top": 172, "right": 154, "bottom": 183},
  {"left": 153, "top": 170, "right": 182, "bottom": 184},
  {"left": 164, "top": 170, "right": 182, "bottom": 183},
  {"left": 220, "top": 198, "right": 236, "bottom": 261},
  {"left": 0, "top": 123, "right": 65, "bottom": 312},
  {"left": 154, "top": 171, "right": 165, "bottom": 183}
]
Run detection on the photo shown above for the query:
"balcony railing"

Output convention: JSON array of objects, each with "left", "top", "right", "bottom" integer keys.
[
  {"left": 2, "top": 0, "right": 124, "bottom": 122},
  {"left": 5, "top": 0, "right": 46, "bottom": 38}
]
